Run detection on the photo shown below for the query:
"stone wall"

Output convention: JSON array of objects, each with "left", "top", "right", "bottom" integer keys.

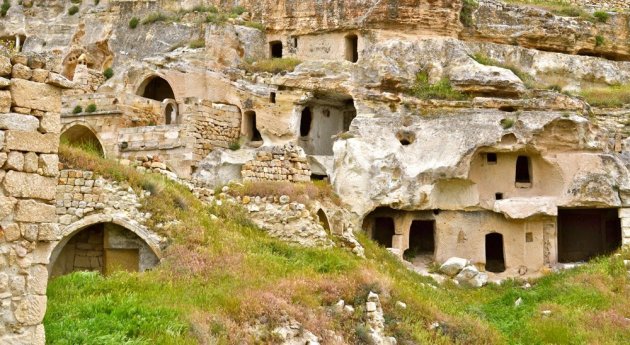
[
  {"left": 187, "top": 101, "right": 242, "bottom": 161},
  {"left": 241, "top": 144, "right": 311, "bottom": 182},
  {"left": 0, "top": 54, "right": 62, "bottom": 344},
  {"left": 56, "top": 169, "right": 151, "bottom": 226}
]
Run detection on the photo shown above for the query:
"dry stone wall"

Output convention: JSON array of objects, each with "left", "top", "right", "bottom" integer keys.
[
  {"left": 187, "top": 101, "right": 242, "bottom": 161},
  {"left": 0, "top": 54, "right": 62, "bottom": 344},
  {"left": 242, "top": 144, "right": 311, "bottom": 182}
]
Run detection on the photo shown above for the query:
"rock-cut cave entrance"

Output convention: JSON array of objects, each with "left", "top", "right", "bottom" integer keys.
[
  {"left": 50, "top": 222, "right": 159, "bottom": 279},
  {"left": 137, "top": 76, "right": 175, "bottom": 102},
  {"left": 405, "top": 220, "right": 435, "bottom": 262},
  {"left": 557, "top": 208, "right": 621, "bottom": 263},
  {"left": 485, "top": 233, "right": 506, "bottom": 273},
  {"left": 297, "top": 95, "right": 356, "bottom": 156}
]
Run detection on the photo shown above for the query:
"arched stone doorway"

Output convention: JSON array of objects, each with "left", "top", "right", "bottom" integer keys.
[
  {"left": 49, "top": 216, "right": 161, "bottom": 279},
  {"left": 60, "top": 124, "right": 105, "bottom": 157}
]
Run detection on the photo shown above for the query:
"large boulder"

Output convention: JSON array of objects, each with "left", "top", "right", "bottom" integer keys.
[
  {"left": 455, "top": 265, "right": 488, "bottom": 288},
  {"left": 439, "top": 257, "right": 469, "bottom": 277}
]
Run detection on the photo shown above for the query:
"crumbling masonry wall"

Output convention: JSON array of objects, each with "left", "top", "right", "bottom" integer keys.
[
  {"left": 0, "top": 54, "right": 62, "bottom": 344},
  {"left": 242, "top": 144, "right": 311, "bottom": 182}
]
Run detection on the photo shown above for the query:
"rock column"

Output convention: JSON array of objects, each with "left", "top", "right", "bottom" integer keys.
[{"left": 0, "top": 54, "right": 62, "bottom": 344}]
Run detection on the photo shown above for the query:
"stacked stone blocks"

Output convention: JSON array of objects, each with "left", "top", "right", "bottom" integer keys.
[
  {"left": 0, "top": 53, "right": 63, "bottom": 344},
  {"left": 242, "top": 144, "right": 311, "bottom": 182}
]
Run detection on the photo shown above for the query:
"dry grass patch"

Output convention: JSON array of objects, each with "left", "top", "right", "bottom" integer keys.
[
  {"left": 241, "top": 58, "right": 301, "bottom": 74},
  {"left": 578, "top": 84, "right": 630, "bottom": 107},
  {"left": 229, "top": 180, "right": 340, "bottom": 205}
]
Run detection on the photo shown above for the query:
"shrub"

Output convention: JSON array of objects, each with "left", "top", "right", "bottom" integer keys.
[
  {"left": 103, "top": 67, "right": 114, "bottom": 79},
  {"left": 94, "top": 0, "right": 99, "bottom": 5},
  {"left": 228, "top": 141, "right": 240, "bottom": 151},
  {"left": 410, "top": 71, "right": 467, "bottom": 101},
  {"left": 460, "top": 0, "right": 478, "bottom": 27},
  {"left": 206, "top": 12, "right": 228, "bottom": 25},
  {"left": 85, "top": 103, "right": 97, "bottom": 113},
  {"left": 242, "top": 58, "right": 302, "bottom": 74},
  {"left": 1, "top": 0, "right": 10, "bottom": 17},
  {"left": 188, "top": 39, "right": 205, "bottom": 49},
  {"left": 230, "top": 6, "right": 247, "bottom": 16},
  {"left": 192, "top": 5, "right": 217, "bottom": 13},
  {"left": 142, "top": 12, "right": 169, "bottom": 25},
  {"left": 70, "top": 0, "right": 82, "bottom": 3},
  {"left": 68, "top": 5, "right": 79, "bottom": 16},
  {"left": 242, "top": 21, "right": 265, "bottom": 31},
  {"left": 595, "top": 35, "right": 605, "bottom": 47},
  {"left": 129, "top": 17, "right": 139, "bottom": 29},
  {"left": 72, "top": 105, "right": 83, "bottom": 114},
  {"left": 500, "top": 118, "right": 515, "bottom": 129},
  {"left": 593, "top": 11, "right": 609, "bottom": 23}
]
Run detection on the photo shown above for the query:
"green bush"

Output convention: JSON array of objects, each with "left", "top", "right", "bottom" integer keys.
[
  {"left": 460, "top": 0, "right": 478, "bottom": 27},
  {"left": 68, "top": 5, "right": 79, "bottom": 16},
  {"left": 1, "top": 0, "right": 11, "bottom": 17},
  {"left": 410, "top": 71, "right": 467, "bottom": 101},
  {"left": 103, "top": 68, "right": 114, "bottom": 79},
  {"left": 230, "top": 6, "right": 247, "bottom": 16},
  {"left": 500, "top": 118, "right": 515, "bottom": 129},
  {"left": 72, "top": 105, "right": 83, "bottom": 114},
  {"left": 593, "top": 11, "right": 609, "bottom": 23},
  {"left": 94, "top": 0, "right": 99, "bottom": 5},
  {"left": 595, "top": 35, "right": 605, "bottom": 47},
  {"left": 142, "top": 12, "right": 169, "bottom": 25},
  {"left": 129, "top": 17, "right": 139, "bottom": 29},
  {"left": 192, "top": 5, "right": 217, "bottom": 13},
  {"left": 242, "top": 21, "right": 265, "bottom": 31},
  {"left": 228, "top": 141, "right": 241, "bottom": 151},
  {"left": 70, "top": 0, "right": 82, "bottom": 3},
  {"left": 85, "top": 103, "right": 97, "bottom": 113},
  {"left": 206, "top": 12, "right": 228, "bottom": 25}
]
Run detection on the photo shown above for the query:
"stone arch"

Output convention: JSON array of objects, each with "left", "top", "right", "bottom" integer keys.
[
  {"left": 136, "top": 75, "right": 176, "bottom": 102},
  {"left": 60, "top": 123, "right": 105, "bottom": 157},
  {"left": 48, "top": 214, "right": 163, "bottom": 277},
  {"left": 163, "top": 99, "right": 179, "bottom": 125},
  {"left": 317, "top": 209, "right": 331, "bottom": 232}
]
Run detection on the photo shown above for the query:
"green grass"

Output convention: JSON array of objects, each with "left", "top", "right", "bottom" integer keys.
[
  {"left": 593, "top": 11, "right": 610, "bottom": 23},
  {"left": 46, "top": 144, "right": 630, "bottom": 344},
  {"left": 129, "top": 17, "right": 139, "bottom": 29},
  {"left": 188, "top": 39, "right": 205, "bottom": 49},
  {"left": 409, "top": 72, "right": 468, "bottom": 101},
  {"left": 242, "top": 21, "right": 265, "bottom": 31},
  {"left": 578, "top": 84, "right": 630, "bottom": 107},
  {"left": 241, "top": 58, "right": 302, "bottom": 74},
  {"left": 504, "top": 0, "right": 591, "bottom": 19},
  {"left": 142, "top": 12, "right": 171, "bottom": 25}
]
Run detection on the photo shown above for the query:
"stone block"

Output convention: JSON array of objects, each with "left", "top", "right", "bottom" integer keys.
[
  {"left": 0, "top": 76, "right": 10, "bottom": 89},
  {"left": 28, "top": 56, "right": 46, "bottom": 70},
  {"left": 3, "top": 171, "right": 56, "bottom": 200},
  {"left": 0, "top": 113, "right": 40, "bottom": 131},
  {"left": 39, "top": 112, "right": 60, "bottom": 134},
  {"left": 9, "top": 79, "right": 61, "bottom": 113},
  {"left": 30, "top": 69, "right": 49, "bottom": 83},
  {"left": 3, "top": 223, "right": 21, "bottom": 242},
  {"left": 14, "top": 295, "right": 47, "bottom": 326},
  {"left": 12, "top": 63, "right": 32, "bottom": 80},
  {"left": 11, "top": 54, "right": 28, "bottom": 65},
  {"left": 15, "top": 200, "right": 57, "bottom": 223},
  {"left": 27, "top": 265, "right": 48, "bottom": 295},
  {"left": 6, "top": 131, "right": 59, "bottom": 153},
  {"left": 39, "top": 154, "right": 59, "bottom": 177},
  {"left": 0, "top": 56, "right": 11, "bottom": 77},
  {"left": 46, "top": 73, "right": 75, "bottom": 89},
  {"left": 23, "top": 152, "right": 38, "bottom": 173},
  {"left": 0, "top": 90, "right": 10, "bottom": 113},
  {"left": 38, "top": 223, "right": 60, "bottom": 241},
  {"left": 5, "top": 151, "right": 24, "bottom": 171}
]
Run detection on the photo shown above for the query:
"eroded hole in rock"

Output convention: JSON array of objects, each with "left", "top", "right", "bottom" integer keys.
[
  {"left": 558, "top": 209, "right": 621, "bottom": 263},
  {"left": 495, "top": 193, "right": 503, "bottom": 200},
  {"left": 405, "top": 220, "right": 435, "bottom": 261},
  {"left": 499, "top": 106, "right": 518, "bottom": 112},
  {"left": 396, "top": 131, "right": 416, "bottom": 146},
  {"left": 61, "top": 124, "right": 105, "bottom": 157},
  {"left": 500, "top": 133, "right": 517, "bottom": 145},
  {"left": 269, "top": 40, "right": 283, "bottom": 58},
  {"left": 270, "top": 92, "right": 276, "bottom": 103},
  {"left": 485, "top": 233, "right": 506, "bottom": 273},
  {"left": 345, "top": 34, "right": 359, "bottom": 63}
]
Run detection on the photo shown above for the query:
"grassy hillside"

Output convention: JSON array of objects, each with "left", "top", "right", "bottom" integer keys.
[{"left": 45, "top": 144, "right": 630, "bottom": 344}]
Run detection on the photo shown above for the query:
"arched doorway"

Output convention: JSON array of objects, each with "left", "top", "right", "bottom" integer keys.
[
  {"left": 243, "top": 110, "right": 262, "bottom": 143},
  {"left": 317, "top": 209, "right": 330, "bottom": 233},
  {"left": 50, "top": 221, "right": 160, "bottom": 279},
  {"left": 485, "top": 233, "right": 506, "bottom": 273},
  {"left": 61, "top": 124, "right": 105, "bottom": 157},
  {"left": 137, "top": 76, "right": 175, "bottom": 102}
]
